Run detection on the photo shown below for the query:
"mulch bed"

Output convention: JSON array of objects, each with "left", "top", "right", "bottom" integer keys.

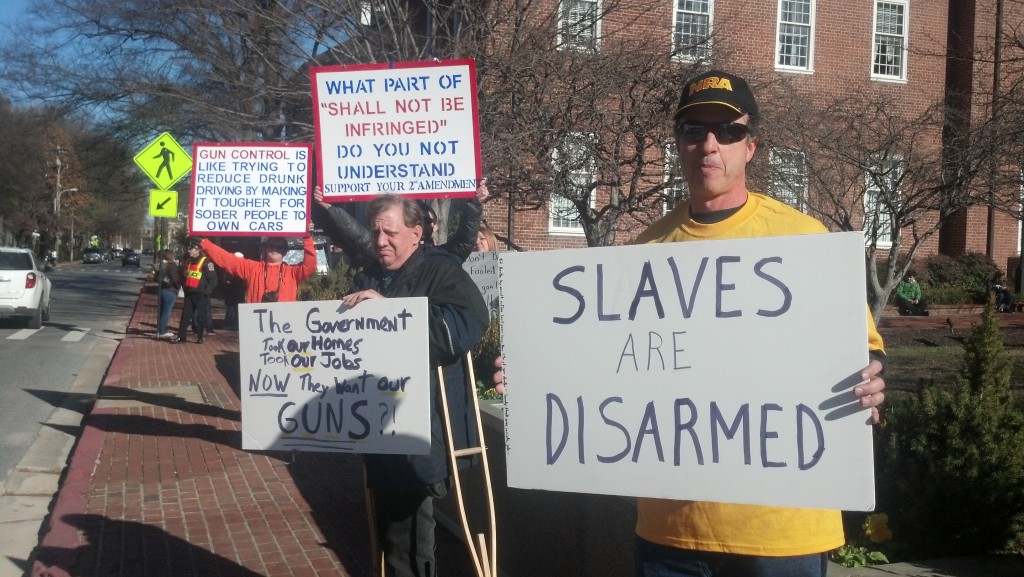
[{"left": 879, "top": 311, "right": 1024, "bottom": 348}]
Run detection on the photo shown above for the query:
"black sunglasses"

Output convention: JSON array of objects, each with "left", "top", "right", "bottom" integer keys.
[{"left": 676, "top": 121, "right": 751, "bottom": 145}]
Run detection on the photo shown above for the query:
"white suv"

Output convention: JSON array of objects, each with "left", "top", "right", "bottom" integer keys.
[{"left": 0, "top": 247, "right": 52, "bottom": 328}]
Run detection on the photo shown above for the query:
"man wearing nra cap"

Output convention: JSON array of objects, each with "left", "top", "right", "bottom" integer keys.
[{"left": 632, "top": 70, "right": 888, "bottom": 576}]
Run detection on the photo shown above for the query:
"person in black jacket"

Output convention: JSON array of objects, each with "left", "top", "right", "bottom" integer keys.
[
  {"left": 175, "top": 240, "right": 218, "bottom": 344},
  {"left": 153, "top": 249, "right": 181, "bottom": 339},
  {"left": 342, "top": 194, "right": 489, "bottom": 577},
  {"left": 312, "top": 182, "right": 490, "bottom": 268}
]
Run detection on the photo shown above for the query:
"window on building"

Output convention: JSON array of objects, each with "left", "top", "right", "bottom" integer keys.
[
  {"left": 550, "top": 133, "right": 596, "bottom": 234},
  {"left": 560, "top": 0, "right": 600, "bottom": 51},
  {"left": 776, "top": 0, "right": 814, "bottom": 71},
  {"left": 769, "top": 148, "right": 808, "bottom": 212},
  {"left": 663, "top": 142, "right": 688, "bottom": 213},
  {"left": 872, "top": 1, "right": 907, "bottom": 80},
  {"left": 673, "top": 0, "right": 712, "bottom": 60},
  {"left": 864, "top": 158, "right": 901, "bottom": 248}
]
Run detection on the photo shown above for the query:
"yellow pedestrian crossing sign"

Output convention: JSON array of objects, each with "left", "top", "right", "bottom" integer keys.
[
  {"left": 149, "top": 189, "right": 179, "bottom": 218},
  {"left": 134, "top": 132, "right": 192, "bottom": 190}
]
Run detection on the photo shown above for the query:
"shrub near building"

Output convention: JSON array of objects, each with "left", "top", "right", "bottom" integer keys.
[
  {"left": 915, "top": 253, "right": 1003, "bottom": 305},
  {"left": 874, "top": 301, "right": 1024, "bottom": 559}
]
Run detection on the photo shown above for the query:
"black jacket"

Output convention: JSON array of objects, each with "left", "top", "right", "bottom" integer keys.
[
  {"left": 353, "top": 246, "right": 489, "bottom": 488},
  {"left": 156, "top": 259, "right": 182, "bottom": 292},
  {"left": 313, "top": 199, "right": 483, "bottom": 268}
]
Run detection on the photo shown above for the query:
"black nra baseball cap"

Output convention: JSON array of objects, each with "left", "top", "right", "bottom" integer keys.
[{"left": 674, "top": 70, "right": 760, "bottom": 125}]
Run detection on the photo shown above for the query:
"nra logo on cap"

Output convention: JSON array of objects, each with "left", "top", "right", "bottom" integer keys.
[{"left": 689, "top": 76, "right": 734, "bottom": 96}]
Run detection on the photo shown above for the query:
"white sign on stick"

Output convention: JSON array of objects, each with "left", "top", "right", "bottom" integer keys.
[
  {"left": 239, "top": 297, "right": 431, "bottom": 454},
  {"left": 500, "top": 231, "right": 877, "bottom": 511},
  {"left": 190, "top": 142, "right": 311, "bottom": 236},
  {"left": 463, "top": 250, "right": 500, "bottom": 315},
  {"left": 311, "top": 59, "right": 482, "bottom": 202}
]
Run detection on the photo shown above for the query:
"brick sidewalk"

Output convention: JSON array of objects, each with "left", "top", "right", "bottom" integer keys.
[{"left": 30, "top": 285, "right": 475, "bottom": 577}]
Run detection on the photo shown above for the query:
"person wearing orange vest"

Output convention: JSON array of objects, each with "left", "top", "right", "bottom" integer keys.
[{"left": 174, "top": 240, "right": 218, "bottom": 344}]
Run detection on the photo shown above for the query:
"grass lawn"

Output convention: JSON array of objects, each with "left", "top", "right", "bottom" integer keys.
[{"left": 881, "top": 321, "right": 1024, "bottom": 396}]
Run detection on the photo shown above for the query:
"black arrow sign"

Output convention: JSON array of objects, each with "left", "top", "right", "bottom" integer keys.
[{"left": 157, "top": 197, "right": 172, "bottom": 209}]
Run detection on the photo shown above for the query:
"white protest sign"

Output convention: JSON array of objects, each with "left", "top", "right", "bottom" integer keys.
[
  {"left": 500, "top": 231, "right": 876, "bottom": 511},
  {"left": 239, "top": 297, "right": 431, "bottom": 454},
  {"left": 463, "top": 251, "right": 500, "bottom": 315},
  {"left": 311, "top": 58, "right": 481, "bottom": 202},
  {"left": 190, "top": 142, "right": 311, "bottom": 236}
]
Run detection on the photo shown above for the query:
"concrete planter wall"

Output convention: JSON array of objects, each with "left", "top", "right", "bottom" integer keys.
[{"left": 436, "top": 401, "right": 637, "bottom": 577}]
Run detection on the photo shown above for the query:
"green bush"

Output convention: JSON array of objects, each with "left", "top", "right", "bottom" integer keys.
[
  {"left": 297, "top": 263, "right": 355, "bottom": 301},
  {"left": 875, "top": 301, "right": 1024, "bottom": 559},
  {"left": 472, "top": 310, "right": 502, "bottom": 398},
  {"left": 919, "top": 286, "right": 979, "bottom": 305},
  {"left": 916, "top": 252, "right": 1000, "bottom": 299}
]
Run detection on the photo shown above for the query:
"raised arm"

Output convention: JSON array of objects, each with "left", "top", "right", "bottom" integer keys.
[
  {"left": 311, "top": 187, "right": 376, "bottom": 268},
  {"left": 442, "top": 198, "right": 483, "bottom": 263}
]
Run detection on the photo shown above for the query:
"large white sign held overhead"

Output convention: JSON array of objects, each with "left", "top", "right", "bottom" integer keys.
[
  {"left": 499, "top": 231, "right": 878, "bottom": 511},
  {"left": 311, "top": 59, "right": 482, "bottom": 202}
]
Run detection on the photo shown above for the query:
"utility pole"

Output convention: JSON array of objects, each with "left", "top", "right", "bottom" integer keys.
[
  {"left": 53, "top": 147, "right": 63, "bottom": 262},
  {"left": 52, "top": 146, "right": 79, "bottom": 263}
]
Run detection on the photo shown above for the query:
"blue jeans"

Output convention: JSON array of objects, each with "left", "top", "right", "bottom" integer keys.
[
  {"left": 635, "top": 537, "right": 828, "bottom": 577},
  {"left": 157, "top": 288, "right": 176, "bottom": 334}
]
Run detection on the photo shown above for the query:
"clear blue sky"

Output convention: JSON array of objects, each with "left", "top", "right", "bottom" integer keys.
[{"left": 0, "top": 0, "right": 31, "bottom": 28}]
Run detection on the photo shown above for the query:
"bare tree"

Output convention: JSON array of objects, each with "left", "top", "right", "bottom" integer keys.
[
  {"left": 760, "top": 88, "right": 982, "bottom": 318},
  {"left": 474, "top": 0, "right": 702, "bottom": 247},
  {"left": 1, "top": 0, "right": 703, "bottom": 249}
]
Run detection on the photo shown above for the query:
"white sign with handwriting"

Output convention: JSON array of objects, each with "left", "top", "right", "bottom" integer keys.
[
  {"left": 464, "top": 250, "right": 500, "bottom": 315},
  {"left": 239, "top": 297, "right": 430, "bottom": 454},
  {"left": 500, "top": 232, "right": 877, "bottom": 511}
]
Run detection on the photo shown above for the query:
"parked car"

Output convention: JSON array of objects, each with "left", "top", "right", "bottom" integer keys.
[
  {"left": 109, "top": 248, "right": 124, "bottom": 260},
  {"left": 122, "top": 249, "right": 141, "bottom": 267},
  {"left": 0, "top": 247, "right": 52, "bottom": 328},
  {"left": 83, "top": 247, "right": 106, "bottom": 264}
]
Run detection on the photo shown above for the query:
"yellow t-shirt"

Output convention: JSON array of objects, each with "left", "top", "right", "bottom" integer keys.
[{"left": 633, "top": 192, "right": 885, "bottom": 556}]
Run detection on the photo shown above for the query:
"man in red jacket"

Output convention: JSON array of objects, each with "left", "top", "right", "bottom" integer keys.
[{"left": 198, "top": 231, "right": 317, "bottom": 306}]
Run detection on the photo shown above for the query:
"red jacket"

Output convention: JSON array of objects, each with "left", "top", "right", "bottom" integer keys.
[{"left": 200, "top": 238, "right": 317, "bottom": 304}]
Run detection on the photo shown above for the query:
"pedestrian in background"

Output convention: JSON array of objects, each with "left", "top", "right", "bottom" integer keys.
[
  {"left": 896, "top": 272, "right": 929, "bottom": 316},
  {"left": 153, "top": 249, "right": 181, "bottom": 339}
]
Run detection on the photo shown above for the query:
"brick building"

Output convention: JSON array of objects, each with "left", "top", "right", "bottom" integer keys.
[{"left": 474, "top": 0, "right": 1022, "bottom": 279}]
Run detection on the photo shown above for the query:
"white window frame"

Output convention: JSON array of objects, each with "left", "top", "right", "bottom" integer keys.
[
  {"left": 663, "top": 141, "right": 688, "bottom": 214},
  {"left": 864, "top": 157, "right": 901, "bottom": 248},
  {"left": 769, "top": 148, "right": 808, "bottom": 212},
  {"left": 549, "top": 133, "right": 596, "bottom": 235},
  {"left": 559, "top": 0, "right": 600, "bottom": 52},
  {"left": 775, "top": 0, "right": 815, "bottom": 72},
  {"left": 871, "top": 1, "right": 908, "bottom": 82},
  {"left": 671, "top": 0, "right": 713, "bottom": 61}
]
